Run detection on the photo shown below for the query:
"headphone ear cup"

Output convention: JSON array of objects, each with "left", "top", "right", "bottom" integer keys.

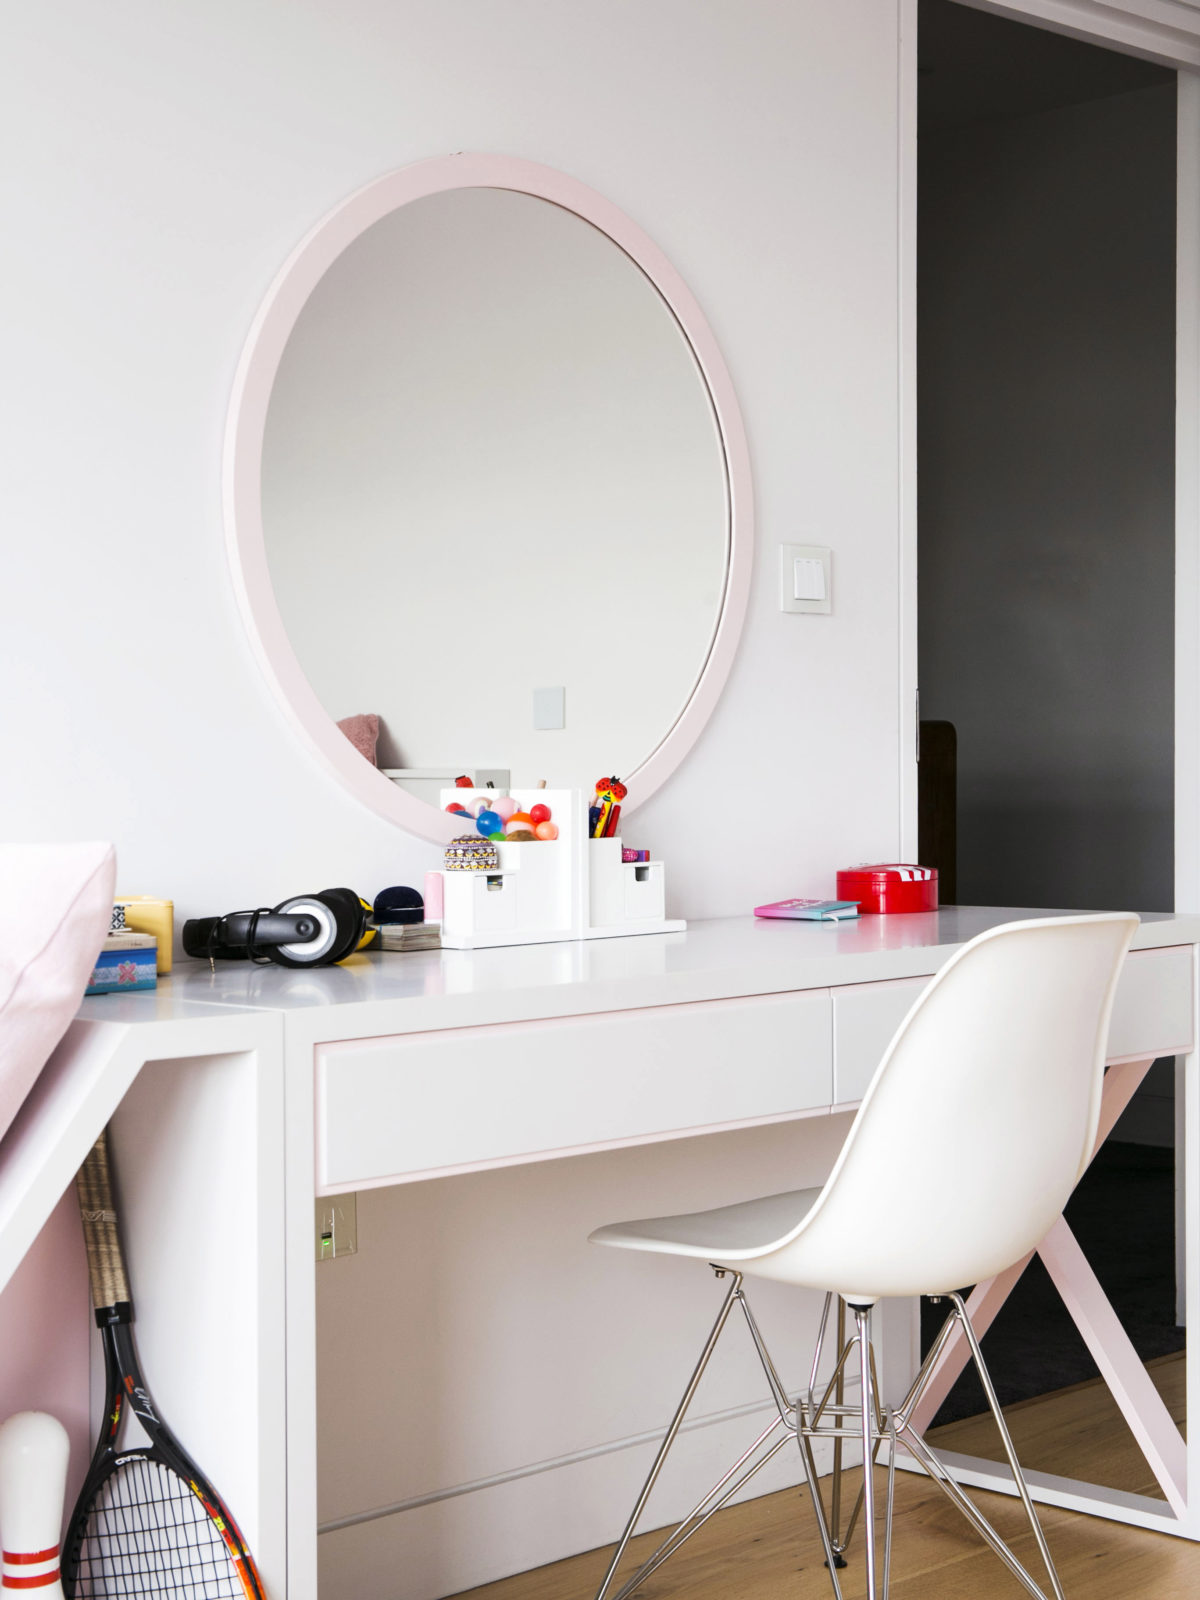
[
  {"left": 264, "top": 893, "right": 347, "bottom": 967},
  {"left": 315, "top": 887, "right": 368, "bottom": 964}
]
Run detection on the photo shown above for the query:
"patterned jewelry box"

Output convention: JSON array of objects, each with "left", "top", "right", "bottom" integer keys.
[{"left": 444, "top": 835, "right": 500, "bottom": 871}]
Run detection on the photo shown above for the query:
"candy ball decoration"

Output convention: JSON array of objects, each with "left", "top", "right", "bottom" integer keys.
[
  {"left": 476, "top": 810, "right": 503, "bottom": 837},
  {"left": 529, "top": 803, "right": 552, "bottom": 826},
  {"left": 445, "top": 802, "right": 469, "bottom": 815},
  {"left": 506, "top": 813, "right": 533, "bottom": 833},
  {"left": 493, "top": 796, "right": 518, "bottom": 823},
  {"left": 534, "top": 820, "right": 559, "bottom": 840},
  {"left": 472, "top": 799, "right": 492, "bottom": 818},
  {"left": 507, "top": 829, "right": 536, "bottom": 842}
]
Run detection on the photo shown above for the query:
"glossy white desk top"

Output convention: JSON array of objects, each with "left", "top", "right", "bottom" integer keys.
[{"left": 75, "top": 908, "right": 1200, "bottom": 1040}]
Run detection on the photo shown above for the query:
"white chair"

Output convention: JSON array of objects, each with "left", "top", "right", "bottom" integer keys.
[{"left": 588, "top": 912, "right": 1138, "bottom": 1600}]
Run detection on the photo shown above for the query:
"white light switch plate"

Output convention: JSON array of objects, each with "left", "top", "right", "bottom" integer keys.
[{"left": 780, "top": 544, "right": 832, "bottom": 614}]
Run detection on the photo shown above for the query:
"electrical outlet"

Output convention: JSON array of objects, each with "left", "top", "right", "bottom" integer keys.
[
  {"left": 533, "top": 686, "right": 565, "bottom": 730},
  {"left": 316, "top": 1194, "right": 358, "bottom": 1262}
]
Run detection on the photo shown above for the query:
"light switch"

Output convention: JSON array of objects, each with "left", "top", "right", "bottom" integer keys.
[
  {"left": 533, "top": 686, "right": 565, "bottom": 730},
  {"left": 780, "top": 544, "right": 832, "bottom": 614},
  {"left": 793, "top": 557, "right": 826, "bottom": 602}
]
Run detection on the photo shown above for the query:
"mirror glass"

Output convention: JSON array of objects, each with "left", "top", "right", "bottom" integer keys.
[{"left": 261, "top": 186, "right": 729, "bottom": 806}]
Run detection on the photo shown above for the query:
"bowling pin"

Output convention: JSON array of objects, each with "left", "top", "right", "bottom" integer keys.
[{"left": 0, "top": 1413, "right": 69, "bottom": 1597}]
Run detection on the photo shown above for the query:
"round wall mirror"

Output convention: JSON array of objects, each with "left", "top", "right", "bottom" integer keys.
[{"left": 226, "top": 155, "right": 752, "bottom": 844}]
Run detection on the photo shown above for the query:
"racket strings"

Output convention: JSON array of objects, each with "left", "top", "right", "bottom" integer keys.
[{"left": 70, "top": 1457, "right": 244, "bottom": 1598}]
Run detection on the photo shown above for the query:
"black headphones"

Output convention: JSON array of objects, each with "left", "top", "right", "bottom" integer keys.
[{"left": 182, "top": 888, "right": 369, "bottom": 968}]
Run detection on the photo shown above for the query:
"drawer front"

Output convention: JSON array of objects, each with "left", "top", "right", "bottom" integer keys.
[
  {"left": 832, "top": 944, "right": 1195, "bottom": 1108},
  {"left": 1107, "top": 945, "right": 1194, "bottom": 1059},
  {"left": 317, "top": 989, "right": 832, "bottom": 1190},
  {"left": 624, "top": 862, "right": 665, "bottom": 922},
  {"left": 833, "top": 978, "right": 927, "bottom": 1105}
]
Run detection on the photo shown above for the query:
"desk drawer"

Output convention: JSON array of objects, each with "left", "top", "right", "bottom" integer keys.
[
  {"left": 316, "top": 989, "right": 832, "bottom": 1191},
  {"left": 1107, "top": 945, "right": 1194, "bottom": 1060},
  {"left": 831, "top": 944, "right": 1195, "bottom": 1108},
  {"left": 832, "top": 977, "right": 927, "bottom": 1105}
]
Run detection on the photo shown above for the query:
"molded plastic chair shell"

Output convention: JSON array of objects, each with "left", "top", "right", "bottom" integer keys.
[{"left": 591, "top": 913, "right": 1138, "bottom": 1302}]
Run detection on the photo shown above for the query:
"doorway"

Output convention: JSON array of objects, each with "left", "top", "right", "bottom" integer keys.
[{"left": 915, "top": 0, "right": 1180, "bottom": 1439}]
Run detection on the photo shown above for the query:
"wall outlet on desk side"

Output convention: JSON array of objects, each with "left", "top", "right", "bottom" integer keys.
[{"left": 316, "top": 1194, "right": 358, "bottom": 1261}]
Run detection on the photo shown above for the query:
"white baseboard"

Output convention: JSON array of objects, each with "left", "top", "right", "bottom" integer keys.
[{"left": 318, "top": 1403, "right": 851, "bottom": 1600}]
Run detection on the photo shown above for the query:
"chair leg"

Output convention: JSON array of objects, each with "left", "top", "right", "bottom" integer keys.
[
  {"left": 796, "top": 1426, "right": 846, "bottom": 1600},
  {"left": 592, "top": 1271, "right": 744, "bottom": 1600},
  {"left": 949, "top": 1291, "right": 1067, "bottom": 1600},
  {"left": 889, "top": 1295, "right": 1066, "bottom": 1600},
  {"left": 829, "top": 1297, "right": 849, "bottom": 1563},
  {"left": 852, "top": 1305, "right": 879, "bottom": 1599}
]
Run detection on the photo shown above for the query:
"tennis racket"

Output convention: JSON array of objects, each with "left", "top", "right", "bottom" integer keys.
[{"left": 62, "top": 1129, "right": 265, "bottom": 1599}]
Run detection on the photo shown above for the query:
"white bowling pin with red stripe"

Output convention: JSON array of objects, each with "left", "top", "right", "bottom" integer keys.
[{"left": 0, "top": 1413, "right": 68, "bottom": 1597}]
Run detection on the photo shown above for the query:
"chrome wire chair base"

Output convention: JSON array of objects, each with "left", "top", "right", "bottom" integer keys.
[{"left": 592, "top": 1274, "right": 1067, "bottom": 1600}]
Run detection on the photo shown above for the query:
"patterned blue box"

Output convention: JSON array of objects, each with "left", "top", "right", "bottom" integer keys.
[{"left": 86, "top": 932, "right": 158, "bottom": 996}]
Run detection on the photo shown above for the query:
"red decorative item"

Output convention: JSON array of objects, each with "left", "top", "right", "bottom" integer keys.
[
  {"left": 454, "top": 775, "right": 474, "bottom": 788},
  {"left": 836, "top": 863, "right": 938, "bottom": 915}
]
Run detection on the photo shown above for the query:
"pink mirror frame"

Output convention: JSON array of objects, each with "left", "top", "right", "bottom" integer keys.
[{"left": 224, "top": 154, "right": 753, "bottom": 845}]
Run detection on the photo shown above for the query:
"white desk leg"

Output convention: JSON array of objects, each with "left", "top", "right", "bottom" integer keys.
[
  {"left": 902, "top": 1055, "right": 1197, "bottom": 1537},
  {"left": 286, "top": 1021, "right": 320, "bottom": 1600},
  {"left": 1038, "top": 1216, "right": 1186, "bottom": 1515},
  {"left": 109, "top": 1036, "right": 288, "bottom": 1590}
]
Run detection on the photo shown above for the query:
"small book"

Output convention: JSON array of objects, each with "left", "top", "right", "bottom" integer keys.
[
  {"left": 377, "top": 922, "right": 442, "bottom": 952},
  {"left": 754, "top": 898, "right": 860, "bottom": 922}
]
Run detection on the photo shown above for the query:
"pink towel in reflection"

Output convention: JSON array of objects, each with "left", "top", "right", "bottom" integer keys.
[{"left": 337, "top": 713, "right": 379, "bottom": 766}]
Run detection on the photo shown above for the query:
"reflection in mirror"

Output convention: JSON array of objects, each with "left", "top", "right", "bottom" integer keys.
[{"left": 261, "top": 186, "right": 729, "bottom": 805}]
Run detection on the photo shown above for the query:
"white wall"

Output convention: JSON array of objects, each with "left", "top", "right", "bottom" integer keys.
[
  {"left": 0, "top": 0, "right": 905, "bottom": 922},
  {"left": 2, "top": 3, "right": 907, "bottom": 1595}
]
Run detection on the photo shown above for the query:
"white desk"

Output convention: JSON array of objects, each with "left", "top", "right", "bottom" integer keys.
[{"left": 1, "top": 907, "right": 1196, "bottom": 1599}]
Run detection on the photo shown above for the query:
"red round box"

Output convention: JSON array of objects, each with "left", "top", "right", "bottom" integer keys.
[{"left": 836, "top": 864, "right": 938, "bottom": 915}]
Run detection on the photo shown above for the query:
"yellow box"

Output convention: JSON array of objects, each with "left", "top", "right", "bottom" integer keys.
[{"left": 114, "top": 897, "right": 174, "bottom": 974}]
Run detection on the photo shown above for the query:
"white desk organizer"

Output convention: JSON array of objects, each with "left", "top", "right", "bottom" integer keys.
[{"left": 436, "top": 788, "right": 685, "bottom": 950}]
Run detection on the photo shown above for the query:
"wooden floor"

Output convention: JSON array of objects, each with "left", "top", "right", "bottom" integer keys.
[{"left": 455, "top": 1354, "right": 1193, "bottom": 1600}]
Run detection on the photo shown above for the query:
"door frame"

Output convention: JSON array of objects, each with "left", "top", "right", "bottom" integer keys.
[
  {"left": 896, "top": 0, "right": 1200, "bottom": 928},
  {"left": 895, "top": 0, "right": 1200, "bottom": 1541}
]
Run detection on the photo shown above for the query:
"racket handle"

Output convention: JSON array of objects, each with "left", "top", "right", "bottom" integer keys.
[{"left": 75, "top": 1130, "right": 130, "bottom": 1312}]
